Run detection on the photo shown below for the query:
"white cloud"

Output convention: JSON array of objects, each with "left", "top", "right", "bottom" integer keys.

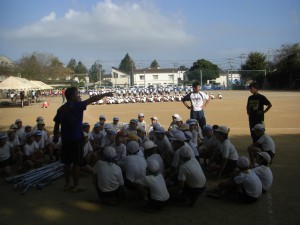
[
  {"left": 1, "top": 0, "right": 195, "bottom": 64},
  {"left": 41, "top": 11, "right": 56, "bottom": 22}
]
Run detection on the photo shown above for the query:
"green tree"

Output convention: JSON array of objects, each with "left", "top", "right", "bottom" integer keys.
[
  {"left": 119, "top": 53, "right": 135, "bottom": 86},
  {"left": 186, "top": 59, "right": 219, "bottom": 84},
  {"left": 241, "top": 52, "right": 267, "bottom": 87},
  {"left": 119, "top": 53, "right": 135, "bottom": 74},
  {"left": 66, "top": 58, "right": 77, "bottom": 73},
  {"left": 17, "top": 53, "right": 44, "bottom": 80},
  {"left": 268, "top": 43, "right": 300, "bottom": 89},
  {"left": 89, "top": 62, "right": 105, "bottom": 83},
  {"left": 150, "top": 60, "right": 159, "bottom": 68},
  {"left": 75, "top": 61, "right": 88, "bottom": 74}
]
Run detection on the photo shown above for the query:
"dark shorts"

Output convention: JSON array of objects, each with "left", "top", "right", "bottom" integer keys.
[
  {"left": 238, "top": 187, "right": 259, "bottom": 204},
  {"left": 96, "top": 186, "right": 122, "bottom": 200},
  {"left": 61, "top": 140, "right": 83, "bottom": 165},
  {"left": 0, "top": 157, "right": 12, "bottom": 168},
  {"left": 190, "top": 110, "right": 206, "bottom": 129},
  {"left": 182, "top": 184, "right": 205, "bottom": 201},
  {"left": 146, "top": 193, "right": 170, "bottom": 209}
]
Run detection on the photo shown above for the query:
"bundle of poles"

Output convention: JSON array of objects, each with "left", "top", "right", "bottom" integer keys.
[{"left": 5, "top": 161, "right": 64, "bottom": 195}]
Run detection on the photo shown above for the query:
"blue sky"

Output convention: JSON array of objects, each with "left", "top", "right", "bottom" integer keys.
[{"left": 0, "top": 0, "right": 299, "bottom": 71}]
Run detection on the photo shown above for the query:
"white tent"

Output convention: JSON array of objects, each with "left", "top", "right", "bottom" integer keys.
[
  {"left": 0, "top": 76, "right": 37, "bottom": 90},
  {"left": 30, "top": 80, "right": 53, "bottom": 90}
]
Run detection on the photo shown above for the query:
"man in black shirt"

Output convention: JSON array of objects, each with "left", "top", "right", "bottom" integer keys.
[{"left": 246, "top": 83, "right": 272, "bottom": 142}]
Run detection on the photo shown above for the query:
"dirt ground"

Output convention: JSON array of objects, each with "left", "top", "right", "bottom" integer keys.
[{"left": 0, "top": 90, "right": 300, "bottom": 225}]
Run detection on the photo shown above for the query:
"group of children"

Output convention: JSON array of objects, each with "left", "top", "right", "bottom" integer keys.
[{"left": 0, "top": 112, "right": 275, "bottom": 209}]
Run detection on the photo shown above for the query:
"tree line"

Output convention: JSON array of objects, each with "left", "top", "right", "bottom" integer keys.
[{"left": 1, "top": 43, "right": 299, "bottom": 89}]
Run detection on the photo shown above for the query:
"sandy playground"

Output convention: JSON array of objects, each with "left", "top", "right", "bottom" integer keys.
[{"left": 0, "top": 90, "right": 300, "bottom": 225}]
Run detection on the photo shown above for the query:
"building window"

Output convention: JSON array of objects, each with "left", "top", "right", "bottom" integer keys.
[
  {"left": 140, "top": 76, "right": 144, "bottom": 80},
  {"left": 153, "top": 75, "right": 158, "bottom": 80},
  {"left": 113, "top": 72, "right": 118, "bottom": 78},
  {"left": 169, "top": 75, "right": 174, "bottom": 80},
  {"left": 120, "top": 75, "right": 127, "bottom": 78}
]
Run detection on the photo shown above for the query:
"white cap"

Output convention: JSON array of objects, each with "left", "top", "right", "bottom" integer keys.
[
  {"left": 215, "top": 126, "right": 229, "bottom": 134},
  {"left": 138, "top": 113, "right": 144, "bottom": 117},
  {"left": 99, "top": 115, "right": 106, "bottom": 120},
  {"left": 257, "top": 152, "right": 271, "bottom": 163},
  {"left": 113, "top": 116, "right": 119, "bottom": 121},
  {"left": 170, "top": 130, "right": 186, "bottom": 142},
  {"left": 151, "top": 116, "right": 158, "bottom": 120},
  {"left": 175, "top": 117, "right": 183, "bottom": 122},
  {"left": 237, "top": 156, "right": 250, "bottom": 168},
  {"left": 15, "top": 119, "right": 22, "bottom": 123},
  {"left": 179, "top": 146, "right": 192, "bottom": 158},
  {"left": 172, "top": 113, "right": 180, "bottom": 118},
  {"left": 203, "top": 125, "right": 213, "bottom": 131},
  {"left": 127, "top": 141, "right": 140, "bottom": 154},
  {"left": 143, "top": 141, "right": 157, "bottom": 150},
  {"left": 147, "top": 159, "right": 160, "bottom": 173},
  {"left": 103, "top": 147, "right": 116, "bottom": 159},
  {"left": 252, "top": 124, "right": 265, "bottom": 131}
]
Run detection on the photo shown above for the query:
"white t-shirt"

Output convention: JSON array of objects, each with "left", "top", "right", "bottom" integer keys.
[
  {"left": 138, "top": 121, "right": 147, "bottom": 131},
  {"left": 16, "top": 127, "right": 25, "bottom": 140},
  {"left": 234, "top": 169, "right": 262, "bottom": 198},
  {"left": 188, "top": 141, "right": 199, "bottom": 157},
  {"left": 186, "top": 91, "right": 209, "bottom": 111},
  {"left": 24, "top": 142, "right": 39, "bottom": 156},
  {"left": 146, "top": 154, "right": 165, "bottom": 175},
  {"left": 7, "top": 136, "right": 20, "bottom": 148},
  {"left": 257, "top": 134, "right": 275, "bottom": 154},
  {"left": 93, "top": 160, "right": 124, "bottom": 192},
  {"left": 220, "top": 139, "right": 238, "bottom": 160},
  {"left": 154, "top": 136, "right": 173, "bottom": 159},
  {"left": 49, "top": 136, "right": 62, "bottom": 149},
  {"left": 136, "top": 174, "right": 170, "bottom": 201},
  {"left": 172, "top": 143, "right": 195, "bottom": 168},
  {"left": 35, "top": 138, "right": 45, "bottom": 149},
  {"left": 124, "top": 155, "right": 147, "bottom": 182},
  {"left": 83, "top": 142, "right": 93, "bottom": 158},
  {"left": 253, "top": 165, "right": 273, "bottom": 191},
  {"left": 0, "top": 142, "right": 12, "bottom": 161},
  {"left": 178, "top": 158, "right": 206, "bottom": 188},
  {"left": 111, "top": 143, "right": 127, "bottom": 163}
]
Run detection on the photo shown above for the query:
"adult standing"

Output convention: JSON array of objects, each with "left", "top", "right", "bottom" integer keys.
[
  {"left": 61, "top": 88, "right": 65, "bottom": 103},
  {"left": 181, "top": 81, "right": 210, "bottom": 130},
  {"left": 53, "top": 87, "right": 112, "bottom": 192},
  {"left": 246, "top": 82, "right": 272, "bottom": 142}
]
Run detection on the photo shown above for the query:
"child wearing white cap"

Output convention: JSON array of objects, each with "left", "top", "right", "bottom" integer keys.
[
  {"left": 208, "top": 126, "right": 238, "bottom": 179},
  {"left": 91, "top": 123, "right": 106, "bottom": 151},
  {"left": 207, "top": 156, "right": 262, "bottom": 204},
  {"left": 0, "top": 133, "right": 13, "bottom": 176},
  {"left": 23, "top": 131, "right": 43, "bottom": 169},
  {"left": 111, "top": 116, "right": 123, "bottom": 133},
  {"left": 137, "top": 126, "right": 149, "bottom": 147},
  {"left": 153, "top": 126, "right": 174, "bottom": 166},
  {"left": 137, "top": 113, "right": 147, "bottom": 131},
  {"left": 93, "top": 147, "right": 124, "bottom": 205},
  {"left": 136, "top": 159, "right": 170, "bottom": 210},
  {"left": 253, "top": 152, "right": 273, "bottom": 192},
  {"left": 247, "top": 124, "right": 275, "bottom": 167},
  {"left": 123, "top": 141, "right": 147, "bottom": 190},
  {"left": 172, "top": 146, "right": 206, "bottom": 207},
  {"left": 81, "top": 133, "right": 96, "bottom": 173},
  {"left": 168, "top": 114, "right": 180, "bottom": 131},
  {"left": 111, "top": 131, "right": 127, "bottom": 167},
  {"left": 143, "top": 141, "right": 165, "bottom": 176}
]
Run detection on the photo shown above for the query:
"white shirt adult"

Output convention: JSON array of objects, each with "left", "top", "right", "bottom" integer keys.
[
  {"left": 136, "top": 174, "right": 170, "bottom": 201},
  {"left": 182, "top": 91, "right": 209, "bottom": 111},
  {"left": 146, "top": 154, "right": 165, "bottom": 176},
  {"left": 178, "top": 158, "right": 206, "bottom": 188},
  {"left": 123, "top": 155, "right": 147, "bottom": 182},
  {"left": 93, "top": 160, "right": 124, "bottom": 192},
  {"left": 257, "top": 134, "right": 275, "bottom": 154},
  {"left": 24, "top": 142, "right": 39, "bottom": 156},
  {"left": 253, "top": 165, "right": 273, "bottom": 191},
  {"left": 234, "top": 169, "right": 262, "bottom": 198},
  {"left": 220, "top": 139, "right": 238, "bottom": 160}
]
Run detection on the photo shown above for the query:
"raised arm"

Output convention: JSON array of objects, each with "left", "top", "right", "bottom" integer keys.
[{"left": 85, "top": 92, "right": 114, "bottom": 105}]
